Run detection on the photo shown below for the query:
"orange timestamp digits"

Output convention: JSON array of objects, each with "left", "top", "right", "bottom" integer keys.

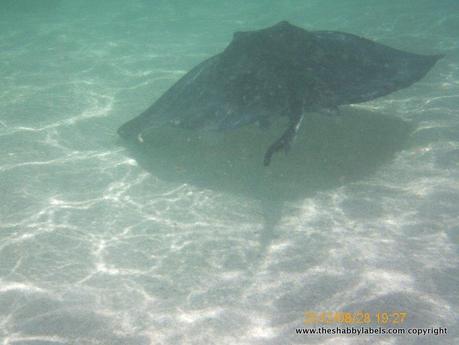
[
  {"left": 304, "top": 311, "right": 407, "bottom": 325},
  {"left": 375, "top": 311, "right": 407, "bottom": 324}
]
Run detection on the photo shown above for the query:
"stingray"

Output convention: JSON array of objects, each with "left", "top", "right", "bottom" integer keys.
[{"left": 117, "top": 21, "right": 443, "bottom": 166}]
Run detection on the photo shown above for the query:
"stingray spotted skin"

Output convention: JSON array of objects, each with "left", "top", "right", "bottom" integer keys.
[{"left": 118, "top": 21, "right": 443, "bottom": 166}]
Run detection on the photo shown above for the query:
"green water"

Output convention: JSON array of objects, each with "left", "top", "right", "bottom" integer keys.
[{"left": 0, "top": 1, "right": 458, "bottom": 344}]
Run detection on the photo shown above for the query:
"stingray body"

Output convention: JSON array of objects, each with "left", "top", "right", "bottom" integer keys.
[{"left": 118, "top": 21, "right": 442, "bottom": 165}]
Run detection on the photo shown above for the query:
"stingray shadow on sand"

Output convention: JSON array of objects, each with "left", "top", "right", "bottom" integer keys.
[
  {"left": 115, "top": 19, "right": 441, "bottom": 275},
  {"left": 118, "top": 107, "right": 412, "bottom": 232}
]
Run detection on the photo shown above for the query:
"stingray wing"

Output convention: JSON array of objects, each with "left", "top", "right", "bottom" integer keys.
[
  {"left": 308, "top": 31, "right": 443, "bottom": 106},
  {"left": 118, "top": 53, "right": 276, "bottom": 140},
  {"left": 118, "top": 55, "right": 222, "bottom": 139}
]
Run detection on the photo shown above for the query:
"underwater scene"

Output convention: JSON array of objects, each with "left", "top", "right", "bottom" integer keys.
[{"left": 0, "top": 1, "right": 458, "bottom": 344}]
